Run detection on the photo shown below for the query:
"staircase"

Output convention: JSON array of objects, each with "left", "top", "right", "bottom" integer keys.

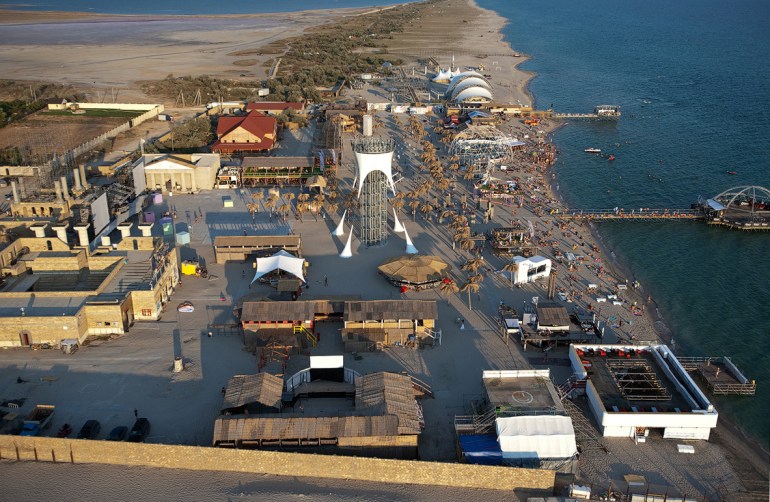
[
  {"left": 396, "top": 372, "right": 434, "bottom": 398},
  {"left": 562, "top": 399, "right": 608, "bottom": 453},
  {"left": 293, "top": 325, "right": 317, "bottom": 347},
  {"left": 423, "top": 327, "right": 442, "bottom": 346},
  {"left": 454, "top": 407, "right": 496, "bottom": 435}
]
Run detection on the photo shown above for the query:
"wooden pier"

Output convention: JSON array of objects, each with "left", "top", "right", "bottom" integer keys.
[
  {"left": 561, "top": 209, "right": 702, "bottom": 221},
  {"left": 553, "top": 105, "right": 621, "bottom": 121},
  {"left": 677, "top": 356, "right": 756, "bottom": 396}
]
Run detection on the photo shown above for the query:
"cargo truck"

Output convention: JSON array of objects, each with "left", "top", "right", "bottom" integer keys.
[{"left": 19, "top": 404, "right": 55, "bottom": 436}]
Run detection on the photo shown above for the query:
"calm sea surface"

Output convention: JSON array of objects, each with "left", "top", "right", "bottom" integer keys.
[
  {"left": 8, "top": 0, "right": 770, "bottom": 447},
  {"left": 479, "top": 0, "right": 770, "bottom": 447}
]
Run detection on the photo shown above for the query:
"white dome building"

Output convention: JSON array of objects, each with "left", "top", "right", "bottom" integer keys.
[{"left": 445, "top": 71, "right": 493, "bottom": 103}]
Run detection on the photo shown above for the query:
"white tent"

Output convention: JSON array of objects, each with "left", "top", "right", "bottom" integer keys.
[
  {"left": 251, "top": 250, "right": 305, "bottom": 284},
  {"left": 496, "top": 415, "right": 577, "bottom": 460}
]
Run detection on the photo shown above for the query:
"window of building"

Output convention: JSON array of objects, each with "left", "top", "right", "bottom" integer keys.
[{"left": 141, "top": 309, "right": 152, "bottom": 316}]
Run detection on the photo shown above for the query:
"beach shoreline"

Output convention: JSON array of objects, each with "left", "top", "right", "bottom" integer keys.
[{"left": 466, "top": 0, "right": 769, "bottom": 485}]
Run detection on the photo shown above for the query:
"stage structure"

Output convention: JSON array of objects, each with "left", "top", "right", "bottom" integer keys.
[
  {"left": 449, "top": 125, "right": 522, "bottom": 170},
  {"left": 352, "top": 137, "right": 396, "bottom": 247}
]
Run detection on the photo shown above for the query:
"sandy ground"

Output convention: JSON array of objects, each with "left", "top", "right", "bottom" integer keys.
[
  {"left": 0, "top": 0, "right": 766, "bottom": 497},
  {"left": 0, "top": 8, "right": 365, "bottom": 96}
]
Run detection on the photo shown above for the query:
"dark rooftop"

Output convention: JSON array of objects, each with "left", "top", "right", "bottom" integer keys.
[{"left": 344, "top": 300, "right": 437, "bottom": 322}]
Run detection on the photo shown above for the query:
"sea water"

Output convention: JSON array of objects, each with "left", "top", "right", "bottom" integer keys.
[{"left": 479, "top": 0, "right": 770, "bottom": 448}]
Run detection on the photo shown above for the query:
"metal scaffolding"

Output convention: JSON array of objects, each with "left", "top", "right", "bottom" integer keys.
[
  {"left": 449, "top": 125, "right": 516, "bottom": 169},
  {"left": 353, "top": 137, "right": 395, "bottom": 247}
]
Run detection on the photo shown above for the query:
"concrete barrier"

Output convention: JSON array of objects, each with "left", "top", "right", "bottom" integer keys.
[{"left": 0, "top": 435, "right": 555, "bottom": 493}]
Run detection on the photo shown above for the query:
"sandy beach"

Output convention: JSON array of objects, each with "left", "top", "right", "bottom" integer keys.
[{"left": 0, "top": 0, "right": 766, "bottom": 497}]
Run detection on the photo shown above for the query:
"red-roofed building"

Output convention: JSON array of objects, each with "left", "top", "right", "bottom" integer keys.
[
  {"left": 245, "top": 102, "right": 304, "bottom": 116},
  {"left": 212, "top": 111, "right": 278, "bottom": 155}
]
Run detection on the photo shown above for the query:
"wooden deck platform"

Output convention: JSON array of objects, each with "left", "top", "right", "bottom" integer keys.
[{"left": 678, "top": 357, "right": 756, "bottom": 396}]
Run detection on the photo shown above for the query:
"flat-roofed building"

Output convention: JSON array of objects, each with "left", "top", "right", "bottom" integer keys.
[
  {"left": 569, "top": 343, "right": 719, "bottom": 440},
  {"left": 0, "top": 231, "right": 178, "bottom": 348},
  {"left": 213, "top": 235, "right": 301, "bottom": 263}
]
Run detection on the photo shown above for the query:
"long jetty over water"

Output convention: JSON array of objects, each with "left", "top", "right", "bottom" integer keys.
[{"left": 562, "top": 209, "right": 700, "bottom": 221}]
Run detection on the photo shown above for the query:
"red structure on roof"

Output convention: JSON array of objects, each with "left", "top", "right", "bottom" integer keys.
[{"left": 212, "top": 111, "right": 278, "bottom": 154}]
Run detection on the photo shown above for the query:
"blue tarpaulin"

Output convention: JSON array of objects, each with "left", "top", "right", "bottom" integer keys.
[{"left": 458, "top": 434, "right": 503, "bottom": 466}]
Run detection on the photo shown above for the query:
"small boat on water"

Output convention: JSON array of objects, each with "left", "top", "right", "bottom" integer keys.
[
  {"left": 608, "top": 155, "right": 616, "bottom": 161},
  {"left": 584, "top": 148, "right": 601, "bottom": 154},
  {"left": 726, "top": 170, "right": 737, "bottom": 175}
]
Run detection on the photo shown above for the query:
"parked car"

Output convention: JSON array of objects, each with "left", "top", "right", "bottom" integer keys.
[
  {"left": 77, "top": 419, "right": 101, "bottom": 439},
  {"left": 107, "top": 425, "right": 128, "bottom": 441},
  {"left": 126, "top": 418, "right": 150, "bottom": 443}
]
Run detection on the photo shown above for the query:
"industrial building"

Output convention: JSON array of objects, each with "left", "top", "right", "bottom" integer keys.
[{"left": 0, "top": 228, "right": 179, "bottom": 348}]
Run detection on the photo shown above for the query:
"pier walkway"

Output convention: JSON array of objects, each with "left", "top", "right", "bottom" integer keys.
[
  {"left": 553, "top": 112, "right": 612, "bottom": 120},
  {"left": 561, "top": 209, "right": 701, "bottom": 221}
]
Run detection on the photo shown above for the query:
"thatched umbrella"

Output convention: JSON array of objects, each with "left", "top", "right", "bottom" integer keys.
[
  {"left": 306, "top": 175, "right": 327, "bottom": 189},
  {"left": 378, "top": 255, "right": 451, "bottom": 289}
]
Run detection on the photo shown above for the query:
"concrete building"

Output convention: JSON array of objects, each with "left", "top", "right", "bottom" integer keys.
[
  {"left": 568, "top": 344, "right": 719, "bottom": 440},
  {"left": 133, "top": 153, "right": 220, "bottom": 193},
  {"left": 0, "top": 228, "right": 178, "bottom": 348}
]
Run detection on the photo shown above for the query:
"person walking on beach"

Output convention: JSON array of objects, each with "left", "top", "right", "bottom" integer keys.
[
  {"left": 134, "top": 408, "right": 138, "bottom": 419},
  {"left": 324, "top": 275, "right": 328, "bottom": 287}
]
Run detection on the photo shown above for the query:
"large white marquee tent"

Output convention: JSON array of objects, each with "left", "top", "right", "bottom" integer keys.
[{"left": 251, "top": 250, "right": 306, "bottom": 284}]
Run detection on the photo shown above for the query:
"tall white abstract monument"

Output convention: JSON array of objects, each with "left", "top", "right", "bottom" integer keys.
[{"left": 352, "top": 137, "right": 396, "bottom": 247}]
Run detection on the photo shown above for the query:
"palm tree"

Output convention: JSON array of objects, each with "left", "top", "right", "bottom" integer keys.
[
  {"left": 326, "top": 201, "right": 339, "bottom": 217},
  {"left": 419, "top": 202, "right": 434, "bottom": 220},
  {"left": 277, "top": 203, "right": 290, "bottom": 222},
  {"left": 502, "top": 262, "right": 518, "bottom": 288},
  {"left": 469, "top": 272, "right": 485, "bottom": 284},
  {"left": 251, "top": 190, "right": 264, "bottom": 212},
  {"left": 461, "top": 258, "right": 484, "bottom": 274},
  {"left": 439, "top": 209, "right": 455, "bottom": 224},
  {"left": 247, "top": 202, "right": 260, "bottom": 218},
  {"left": 264, "top": 196, "right": 277, "bottom": 216},
  {"left": 408, "top": 199, "right": 420, "bottom": 220},
  {"left": 296, "top": 202, "right": 308, "bottom": 222},
  {"left": 391, "top": 197, "right": 405, "bottom": 217},
  {"left": 439, "top": 279, "right": 459, "bottom": 304},
  {"left": 461, "top": 238, "right": 475, "bottom": 253},
  {"left": 460, "top": 281, "right": 480, "bottom": 310}
]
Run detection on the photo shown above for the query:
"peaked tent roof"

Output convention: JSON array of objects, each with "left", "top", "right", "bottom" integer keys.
[{"left": 251, "top": 249, "right": 305, "bottom": 284}]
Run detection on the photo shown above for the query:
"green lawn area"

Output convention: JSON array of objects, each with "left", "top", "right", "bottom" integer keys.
[{"left": 41, "top": 109, "right": 145, "bottom": 118}]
